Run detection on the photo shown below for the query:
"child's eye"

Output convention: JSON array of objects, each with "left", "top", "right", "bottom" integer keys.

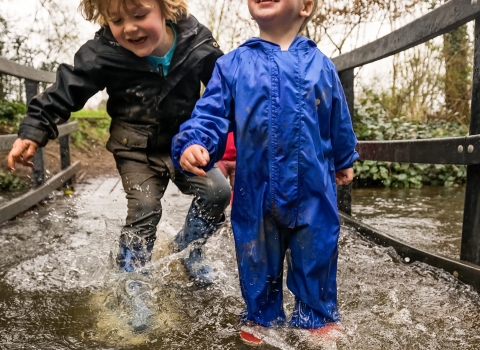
[
  {"left": 134, "top": 14, "right": 146, "bottom": 19},
  {"left": 110, "top": 18, "right": 122, "bottom": 25}
]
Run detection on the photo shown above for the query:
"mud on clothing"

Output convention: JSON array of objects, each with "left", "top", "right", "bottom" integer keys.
[
  {"left": 17, "top": 15, "right": 230, "bottom": 249},
  {"left": 172, "top": 36, "right": 359, "bottom": 328}
]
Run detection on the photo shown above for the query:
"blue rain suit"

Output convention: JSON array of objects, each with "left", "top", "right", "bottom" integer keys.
[{"left": 172, "top": 36, "right": 359, "bottom": 328}]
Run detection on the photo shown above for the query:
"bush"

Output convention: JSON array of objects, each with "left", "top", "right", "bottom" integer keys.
[
  {"left": 0, "top": 100, "right": 26, "bottom": 135},
  {"left": 353, "top": 92, "right": 468, "bottom": 188},
  {"left": 0, "top": 172, "right": 27, "bottom": 191}
]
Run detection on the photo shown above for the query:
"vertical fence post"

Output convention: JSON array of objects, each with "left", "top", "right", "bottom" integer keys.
[
  {"left": 461, "top": 19, "right": 480, "bottom": 264},
  {"left": 338, "top": 69, "right": 354, "bottom": 215},
  {"left": 59, "top": 133, "right": 72, "bottom": 188},
  {"left": 25, "top": 79, "right": 44, "bottom": 188}
]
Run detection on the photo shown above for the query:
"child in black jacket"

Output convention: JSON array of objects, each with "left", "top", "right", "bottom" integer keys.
[{"left": 7, "top": 0, "right": 230, "bottom": 286}]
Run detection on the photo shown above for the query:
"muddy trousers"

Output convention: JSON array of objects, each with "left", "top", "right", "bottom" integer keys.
[
  {"left": 119, "top": 167, "right": 231, "bottom": 261},
  {"left": 232, "top": 214, "right": 341, "bottom": 329}
]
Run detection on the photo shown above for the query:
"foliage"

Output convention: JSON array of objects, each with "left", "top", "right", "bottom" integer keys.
[
  {"left": 70, "top": 110, "right": 110, "bottom": 149},
  {"left": 353, "top": 92, "right": 468, "bottom": 188},
  {"left": 0, "top": 99, "right": 26, "bottom": 135},
  {"left": 0, "top": 171, "right": 27, "bottom": 191}
]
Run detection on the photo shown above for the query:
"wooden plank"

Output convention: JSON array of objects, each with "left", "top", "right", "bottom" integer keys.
[
  {"left": 0, "top": 122, "right": 78, "bottom": 151},
  {"left": 357, "top": 135, "right": 480, "bottom": 165},
  {"left": 0, "top": 56, "right": 56, "bottom": 83},
  {"left": 333, "top": 0, "right": 480, "bottom": 72},
  {"left": 0, "top": 134, "right": 17, "bottom": 152},
  {"left": 340, "top": 212, "right": 480, "bottom": 293},
  {"left": 0, "top": 161, "right": 81, "bottom": 225},
  {"left": 57, "top": 122, "right": 79, "bottom": 138}
]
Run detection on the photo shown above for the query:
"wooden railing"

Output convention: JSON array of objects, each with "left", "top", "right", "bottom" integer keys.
[
  {"left": 0, "top": 57, "right": 81, "bottom": 225},
  {"left": 332, "top": 0, "right": 480, "bottom": 290}
]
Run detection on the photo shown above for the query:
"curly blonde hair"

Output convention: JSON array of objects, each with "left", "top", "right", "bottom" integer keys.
[
  {"left": 79, "top": 0, "right": 188, "bottom": 26},
  {"left": 299, "top": 0, "right": 318, "bottom": 33}
]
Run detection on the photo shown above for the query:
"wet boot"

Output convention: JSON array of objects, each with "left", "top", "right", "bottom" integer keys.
[
  {"left": 117, "top": 241, "right": 155, "bottom": 332},
  {"left": 182, "top": 246, "right": 217, "bottom": 287},
  {"left": 124, "top": 279, "right": 153, "bottom": 333},
  {"left": 171, "top": 205, "right": 225, "bottom": 286},
  {"left": 118, "top": 238, "right": 154, "bottom": 273}
]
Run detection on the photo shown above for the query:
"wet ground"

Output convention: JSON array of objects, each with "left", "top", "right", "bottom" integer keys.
[{"left": 0, "top": 178, "right": 479, "bottom": 349}]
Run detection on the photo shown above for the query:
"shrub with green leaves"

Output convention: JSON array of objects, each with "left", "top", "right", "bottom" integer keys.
[
  {"left": 0, "top": 99, "right": 26, "bottom": 135},
  {"left": 0, "top": 172, "right": 27, "bottom": 191},
  {"left": 353, "top": 92, "right": 468, "bottom": 188}
]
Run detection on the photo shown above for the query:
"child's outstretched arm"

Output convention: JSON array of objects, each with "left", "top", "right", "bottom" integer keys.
[
  {"left": 8, "top": 43, "right": 105, "bottom": 171},
  {"left": 172, "top": 57, "right": 236, "bottom": 173},
  {"left": 179, "top": 144, "right": 210, "bottom": 177}
]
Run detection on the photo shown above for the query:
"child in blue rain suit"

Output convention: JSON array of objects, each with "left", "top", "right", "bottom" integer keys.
[{"left": 172, "top": 0, "right": 359, "bottom": 343}]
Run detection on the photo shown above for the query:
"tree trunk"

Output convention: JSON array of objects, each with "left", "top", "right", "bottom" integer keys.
[{"left": 443, "top": 25, "right": 471, "bottom": 124}]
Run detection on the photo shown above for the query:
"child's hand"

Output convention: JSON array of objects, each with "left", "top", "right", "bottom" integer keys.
[
  {"left": 7, "top": 138, "right": 38, "bottom": 171},
  {"left": 180, "top": 144, "right": 210, "bottom": 177},
  {"left": 335, "top": 168, "right": 353, "bottom": 185}
]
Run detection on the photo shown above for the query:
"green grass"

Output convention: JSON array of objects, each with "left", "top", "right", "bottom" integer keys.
[
  {"left": 71, "top": 109, "right": 109, "bottom": 119},
  {"left": 70, "top": 110, "right": 111, "bottom": 149}
]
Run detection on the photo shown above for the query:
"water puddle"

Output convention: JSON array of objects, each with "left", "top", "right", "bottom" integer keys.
[
  {"left": 0, "top": 179, "right": 479, "bottom": 349},
  {"left": 351, "top": 187, "right": 465, "bottom": 260}
]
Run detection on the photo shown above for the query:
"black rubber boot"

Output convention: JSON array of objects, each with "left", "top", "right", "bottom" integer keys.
[
  {"left": 172, "top": 204, "right": 225, "bottom": 286},
  {"left": 118, "top": 235, "right": 154, "bottom": 273},
  {"left": 182, "top": 246, "right": 217, "bottom": 287}
]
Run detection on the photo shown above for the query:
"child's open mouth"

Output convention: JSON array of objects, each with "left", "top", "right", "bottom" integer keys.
[{"left": 128, "top": 37, "right": 147, "bottom": 45}]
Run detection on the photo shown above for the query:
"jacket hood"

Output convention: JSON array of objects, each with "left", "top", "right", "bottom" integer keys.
[{"left": 239, "top": 35, "right": 317, "bottom": 51}]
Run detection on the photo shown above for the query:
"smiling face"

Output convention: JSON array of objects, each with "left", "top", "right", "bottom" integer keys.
[
  {"left": 248, "top": 0, "right": 313, "bottom": 34},
  {"left": 106, "top": 0, "right": 172, "bottom": 57}
]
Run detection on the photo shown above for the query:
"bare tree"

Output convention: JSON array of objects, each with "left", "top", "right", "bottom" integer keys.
[
  {"left": 443, "top": 25, "right": 472, "bottom": 124},
  {"left": 190, "top": 0, "right": 256, "bottom": 53},
  {"left": 304, "top": 0, "right": 423, "bottom": 55},
  {"left": 0, "top": 0, "right": 81, "bottom": 100}
]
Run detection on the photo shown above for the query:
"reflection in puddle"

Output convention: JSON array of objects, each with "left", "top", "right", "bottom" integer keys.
[{"left": 352, "top": 186, "right": 465, "bottom": 259}]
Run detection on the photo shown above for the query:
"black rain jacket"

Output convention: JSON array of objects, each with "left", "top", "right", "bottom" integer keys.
[{"left": 18, "top": 15, "right": 222, "bottom": 175}]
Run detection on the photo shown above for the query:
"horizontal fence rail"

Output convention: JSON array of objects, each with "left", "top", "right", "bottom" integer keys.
[
  {"left": 340, "top": 213, "right": 480, "bottom": 292},
  {"left": 0, "top": 161, "right": 81, "bottom": 225},
  {"left": 332, "top": 0, "right": 480, "bottom": 72},
  {"left": 0, "top": 122, "right": 79, "bottom": 151},
  {"left": 0, "top": 56, "right": 56, "bottom": 83},
  {"left": 357, "top": 135, "right": 480, "bottom": 165}
]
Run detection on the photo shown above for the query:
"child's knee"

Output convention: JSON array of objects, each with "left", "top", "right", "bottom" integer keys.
[{"left": 200, "top": 178, "right": 231, "bottom": 216}]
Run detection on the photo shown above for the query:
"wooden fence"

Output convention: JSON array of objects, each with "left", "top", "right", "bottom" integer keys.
[
  {"left": 0, "top": 57, "right": 81, "bottom": 225},
  {"left": 333, "top": 0, "right": 480, "bottom": 290}
]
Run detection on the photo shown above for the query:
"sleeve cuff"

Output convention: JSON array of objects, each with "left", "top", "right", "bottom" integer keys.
[
  {"left": 17, "top": 124, "right": 50, "bottom": 147},
  {"left": 335, "top": 151, "right": 360, "bottom": 171}
]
